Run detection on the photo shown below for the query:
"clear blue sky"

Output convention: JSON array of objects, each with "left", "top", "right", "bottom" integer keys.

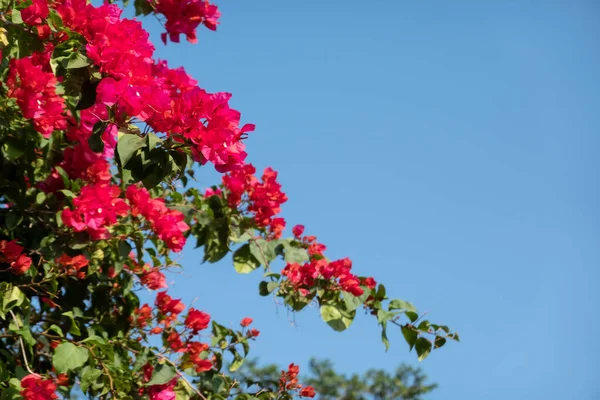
[{"left": 139, "top": 1, "right": 599, "bottom": 399}]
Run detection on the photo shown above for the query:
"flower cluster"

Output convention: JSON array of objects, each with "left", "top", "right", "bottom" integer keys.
[
  {"left": 56, "top": 254, "right": 89, "bottom": 279},
  {"left": 20, "top": 374, "right": 58, "bottom": 400},
  {"left": 281, "top": 226, "right": 377, "bottom": 297},
  {"left": 62, "top": 183, "right": 129, "bottom": 240},
  {"left": 279, "top": 364, "right": 315, "bottom": 398},
  {"left": 147, "top": 377, "right": 177, "bottom": 400},
  {"left": 150, "top": 0, "right": 221, "bottom": 44},
  {"left": 240, "top": 317, "right": 260, "bottom": 338},
  {"left": 146, "top": 64, "right": 255, "bottom": 171},
  {"left": 127, "top": 186, "right": 190, "bottom": 252},
  {"left": 223, "top": 164, "right": 288, "bottom": 231},
  {"left": 6, "top": 56, "right": 67, "bottom": 137},
  {"left": 52, "top": 0, "right": 250, "bottom": 172},
  {"left": 21, "top": 0, "right": 49, "bottom": 26},
  {"left": 0, "top": 240, "right": 32, "bottom": 275},
  {"left": 134, "top": 291, "right": 214, "bottom": 374}
]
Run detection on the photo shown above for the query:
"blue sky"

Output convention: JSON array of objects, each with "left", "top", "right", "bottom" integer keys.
[{"left": 139, "top": 1, "right": 599, "bottom": 399}]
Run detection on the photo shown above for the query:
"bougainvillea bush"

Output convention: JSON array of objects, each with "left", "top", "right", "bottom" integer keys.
[{"left": 0, "top": 0, "right": 459, "bottom": 398}]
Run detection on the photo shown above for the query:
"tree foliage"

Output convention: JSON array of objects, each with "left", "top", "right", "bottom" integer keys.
[
  {"left": 0, "top": 0, "right": 458, "bottom": 398},
  {"left": 233, "top": 359, "right": 437, "bottom": 400}
]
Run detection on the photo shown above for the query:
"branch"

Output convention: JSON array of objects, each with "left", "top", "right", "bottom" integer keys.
[{"left": 156, "top": 353, "right": 208, "bottom": 400}]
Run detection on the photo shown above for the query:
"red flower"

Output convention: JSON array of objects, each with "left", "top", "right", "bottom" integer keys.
[
  {"left": 222, "top": 164, "right": 288, "bottom": 229},
  {"left": 167, "top": 331, "right": 184, "bottom": 351},
  {"left": 11, "top": 254, "right": 32, "bottom": 275},
  {"left": 0, "top": 240, "right": 24, "bottom": 262},
  {"left": 292, "top": 224, "right": 304, "bottom": 238},
  {"left": 362, "top": 277, "right": 377, "bottom": 289},
  {"left": 20, "top": 374, "right": 58, "bottom": 400},
  {"left": 62, "top": 184, "right": 128, "bottom": 239},
  {"left": 127, "top": 186, "right": 189, "bottom": 252},
  {"left": 299, "top": 386, "right": 316, "bottom": 398},
  {"left": 147, "top": 378, "right": 177, "bottom": 400},
  {"left": 308, "top": 242, "right": 326, "bottom": 256},
  {"left": 155, "top": 292, "right": 185, "bottom": 315},
  {"left": 193, "top": 359, "right": 212, "bottom": 373},
  {"left": 140, "top": 269, "right": 168, "bottom": 290},
  {"left": 6, "top": 56, "right": 67, "bottom": 137},
  {"left": 136, "top": 304, "right": 153, "bottom": 328},
  {"left": 268, "top": 217, "right": 286, "bottom": 239},
  {"left": 153, "top": 0, "right": 221, "bottom": 44},
  {"left": 247, "top": 328, "right": 260, "bottom": 338},
  {"left": 20, "top": 0, "right": 49, "bottom": 26},
  {"left": 143, "top": 364, "right": 154, "bottom": 382},
  {"left": 240, "top": 317, "right": 253, "bottom": 327},
  {"left": 55, "top": 374, "right": 69, "bottom": 387},
  {"left": 184, "top": 308, "right": 210, "bottom": 332},
  {"left": 204, "top": 187, "right": 221, "bottom": 197},
  {"left": 0, "top": 240, "right": 32, "bottom": 275},
  {"left": 40, "top": 297, "right": 58, "bottom": 309},
  {"left": 187, "top": 341, "right": 212, "bottom": 371},
  {"left": 57, "top": 254, "right": 89, "bottom": 276}
]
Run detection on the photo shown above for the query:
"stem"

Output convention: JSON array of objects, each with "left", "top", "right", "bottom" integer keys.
[{"left": 9, "top": 310, "right": 36, "bottom": 376}]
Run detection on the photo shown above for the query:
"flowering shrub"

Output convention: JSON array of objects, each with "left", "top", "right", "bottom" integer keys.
[{"left": 0, "top": 0, "right": 458, "bottom": 398}]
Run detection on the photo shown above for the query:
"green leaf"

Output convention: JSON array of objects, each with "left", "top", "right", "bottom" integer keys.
[
  {"left": 117, "top": 131, "right": 145, "bottom": 167},
  {"left": 233, "top": 244, "right": 260, "bottom": 274},
  {"left": 212, "top": 376, "right": 227, "bottom": 394},
  {"left": 75, "top": 79, "right": 99, "bottom": 111},
  {"left": 52, "top": 343, "right": 89, "bottom": 373},
  {"left": 0, "top": 386, "right": 21, "bottom": 400},
  {"left": 61, "top": 311, "right": 81, "bottom": 335},
  {"left": 80, "top": 367, "right": 103, "bottom": 393},
  {"left": 377, "top": 309, "right": 398, "bottom": 324},
  {"left": 388, "top": 299, "right": 417, "bottom": 313},
  {"left": 417, "top": 320, "right": 431, "bottom": 332},
  {"left": 342, "top": 290, "right": 369, "bottom": 312},
  {"left": 282, "top": 241, "right": 309, "bottom": 264},
  {"left": 65, "top": 52, "right": 90, "bottom": 69},
  {"left": 401, "top": 326, "right": 418, "bottom": 351},
  {"left": 2, "top": 140, "right": 25, "bottom": 159},
  {"left": 146, "top": 364, "right": 178, "bottom": 386},
  {"left": 448, "top": 332, "right": 460, "bottom": 342},
  {"left": 249, "top": 239, "right": 278, "bottom": 266},
  {"left": 175, "top": 379, "right": 195, "bottom": 400},
  {"left": 2, "top": 285, "right": 25, "bottom": 312},
  {"left": 14, "top": 326, "right": 35, "bottom": 347},
  {"left": 415, "top": 337, "right": 432, "bottom": 361},
  {"left": 320, "top": 304, "right": 354, "bottom": 332},
  {"left": 381, "top": 322, "right": 390, "bottom": 351},
  {"left": 229, "top": 352, "right": 244, "bottom": 372},
  {"left": 48, "top": 325, "right": 64, "bottom": 337},
  {"left": 5, "top": 212, "right": 21, "bottom": 230},
  {"left": 117, "top": 240, "right": 132, "bottom": 259},
  {"left": 35, "top": 192, "right": 46, "bottom": 204},
  {"left": 80, "top": 335, "right": 106, "bottom": 345},
  {"left": 134, "top": 0, "right": 154, "bottom": 16},
  {"left": 405, "top": 311, "right": 419, "bottom": 323},
  {"left": 58, "top": 189, "right": 75, "bottom": 199},
  {"left": 258, "top": 281, "right": 279, "bottom": 296},
  {"left": 11, "top": 9, "right": 22, "bottom": 24},
  {"left": 88, "top": 121, "right": 106, "bottom": 153},
  {"left": 434, "top": 336, "right": 446, "bottom": 349},
  {"left": 147, "top": 132, "right": 162, "bottom": 151},
  {"left": 229, "top": 230, "right": 253, "bottom": 244},
  {"left": 376, "top": 284, "right": 386, "bottom": 299}
]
